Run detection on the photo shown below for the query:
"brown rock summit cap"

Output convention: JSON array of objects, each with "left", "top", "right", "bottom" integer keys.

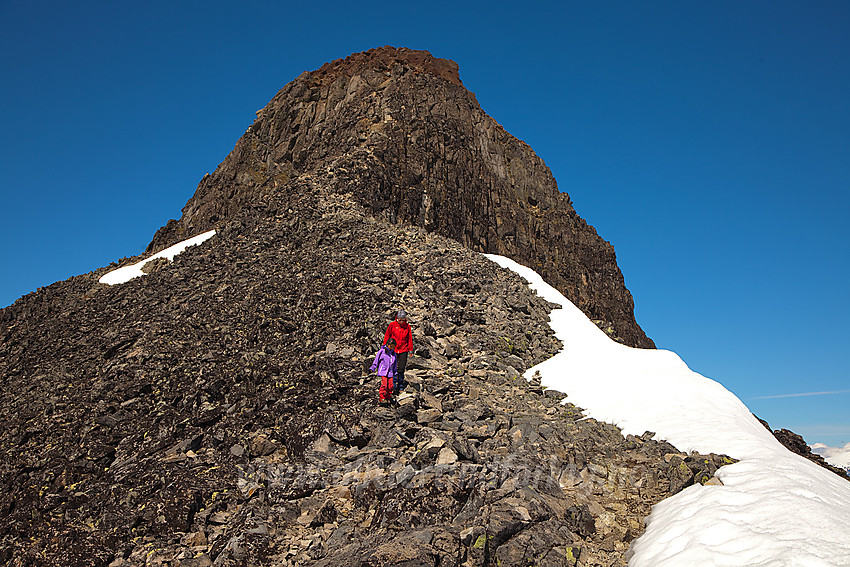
[{"left": 311, "top": 45, "right": 463, "bottom": 87}]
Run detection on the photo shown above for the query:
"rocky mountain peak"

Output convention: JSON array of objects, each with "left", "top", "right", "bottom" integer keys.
[
  {"left": 310, "top": 46, "right": 464, "bottom": 88},
  {"left": 5, "top": 47, "right": 839, "bottom": 566},
  {"left": 147, "top": 47, "right": 654, "bottom": 349}
]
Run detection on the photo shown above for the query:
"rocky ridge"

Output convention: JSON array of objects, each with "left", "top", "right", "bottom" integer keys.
[
  {"left": 756, "top": 419, "right": 850, "bottom": 481},
  {"left": 147, "top": 46, "right": 653, "bottom": 349},
  {"left": 1, "top": 186, "right": 728, "bottom": 566}
]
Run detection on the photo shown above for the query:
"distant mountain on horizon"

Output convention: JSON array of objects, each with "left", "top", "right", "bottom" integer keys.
[{"left": 812, "top": 442, "right": 850, "bottom": 473}]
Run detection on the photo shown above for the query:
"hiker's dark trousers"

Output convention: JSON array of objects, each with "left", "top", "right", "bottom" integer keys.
[{"left": 394, "top": 351, "right": 408, "bottom": 393}]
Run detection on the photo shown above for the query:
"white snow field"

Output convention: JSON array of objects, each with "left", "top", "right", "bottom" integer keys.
[
  {"left": 99, "top": 230, "right": 216, "bottom": 285},
  {"left": 484, "top": 254, "right": 850, "bottom": 567}
]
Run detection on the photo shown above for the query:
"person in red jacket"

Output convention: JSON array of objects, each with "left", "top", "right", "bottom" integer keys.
[{"left": 383, "top": 310, "right": 413, "bottom": 394}]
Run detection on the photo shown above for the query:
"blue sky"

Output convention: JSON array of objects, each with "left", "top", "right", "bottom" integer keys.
[{"left": 2, "top": 1, "right": 848, "bottom": 447}]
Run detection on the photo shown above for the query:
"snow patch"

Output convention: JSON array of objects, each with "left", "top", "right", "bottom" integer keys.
[
  {"left": 484, "top": 253, "right": 850, "bottom": 567},
  {"left": 99, "top": 230, "right": 216, "bottom": 286}
]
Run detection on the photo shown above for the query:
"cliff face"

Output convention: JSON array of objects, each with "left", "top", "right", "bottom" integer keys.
[{"left": 148, "top": 46, "right": 653, "bottom": 349}]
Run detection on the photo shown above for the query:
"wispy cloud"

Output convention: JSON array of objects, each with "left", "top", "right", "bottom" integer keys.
[
  {"left": 751, "top": 389, "right": 850, "bottom": 400},
  {"left": 793, "top": 425, "right": 850, "bottom": 437}
]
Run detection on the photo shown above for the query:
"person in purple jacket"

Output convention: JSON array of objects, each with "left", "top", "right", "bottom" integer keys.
[{"left": 370, "top": 337, "right": 398, "bottom": 405}]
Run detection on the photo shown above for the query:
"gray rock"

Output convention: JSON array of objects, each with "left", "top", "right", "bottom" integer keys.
[
  {"left": 416, "top": 409, "right": 442, "bottom": 424},
  {"left": 141, "top": 257, "right": 169, "bottom": 274},
  {"left": 179, "top": 554, "right": 212, "bottom": 567}
]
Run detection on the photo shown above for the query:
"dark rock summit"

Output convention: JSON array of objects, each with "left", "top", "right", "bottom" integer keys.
[{"left": 148, "top": 46, "right": 653, "bottom": 349}]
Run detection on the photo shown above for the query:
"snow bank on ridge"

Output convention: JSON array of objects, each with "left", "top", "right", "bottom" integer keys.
[
  {"left": 99, "top": 230, "right": 216, "bottom": 286},
  {"left": 484, "top": 254, "right": 850, "bottom": 567}
]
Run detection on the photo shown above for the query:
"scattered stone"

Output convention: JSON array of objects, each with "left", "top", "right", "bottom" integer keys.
[
  {"left": 178, "top": 554, "right": 211, "bottom": 567},
  {"left": 436, "top": 447, "right": 458, "bottom": 465},
  {"left": 249, "top": 434, "right": 277, "bottom": 457},
  {"left": 312, "top": 433, "right": 332, "bottom": 453},
  {"left": 140, "top": 257, "right": 170, "bottom": 274},
  {"left": 416, "top": 408, "right": 442, "bottom": 424},
  {"left": 181, "top": 531, "right": 207, "bottom": 547}
]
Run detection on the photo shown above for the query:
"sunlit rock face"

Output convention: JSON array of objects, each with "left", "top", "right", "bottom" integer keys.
[{"left": 148, "top": 46, "right": 653, "bottom": 349}]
